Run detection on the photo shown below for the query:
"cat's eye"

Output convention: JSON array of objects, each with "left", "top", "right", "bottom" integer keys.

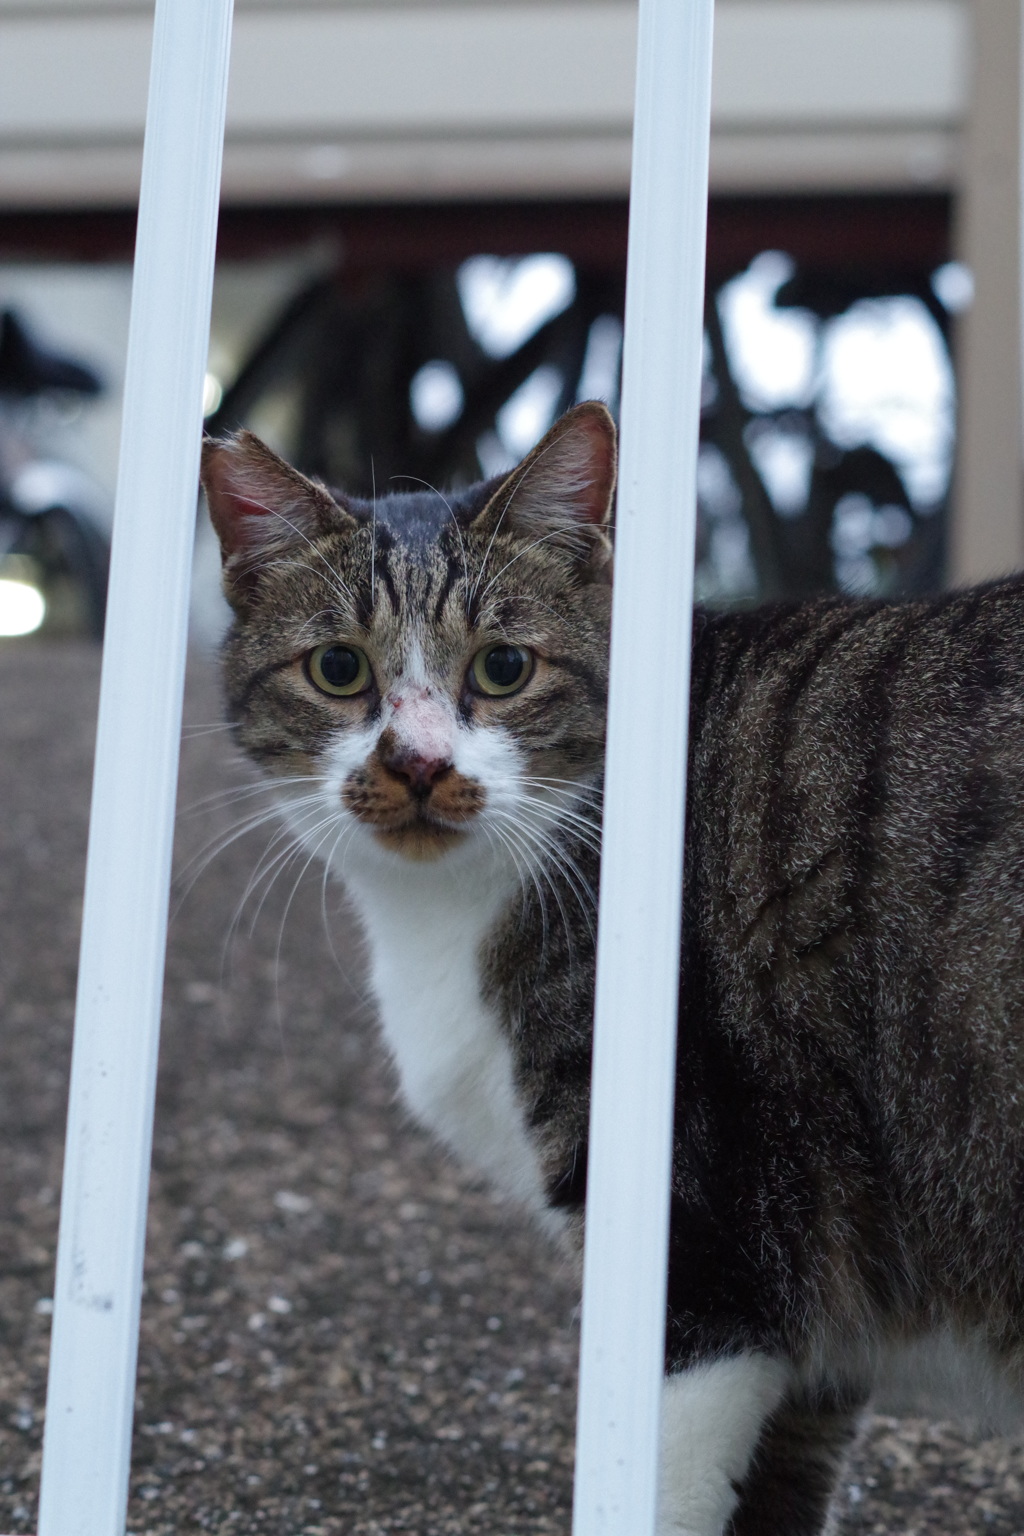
[
  {"left": 469, "top": 644, "right": 534, "bottom": 697},
  {"left": 306, "top": 643, "right": 372, "bottom": 697}
]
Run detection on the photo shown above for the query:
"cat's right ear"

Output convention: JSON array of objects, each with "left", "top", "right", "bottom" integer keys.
[
  {"left": 469, "top": 402, "right": 616, "bottom": 583},
  {"left": 201, "top": 430, "right": 356, "bottom": 611}
]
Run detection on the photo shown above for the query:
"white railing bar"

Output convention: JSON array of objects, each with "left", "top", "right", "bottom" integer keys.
[
  {"left": 1020, "top": 0, "right": 1024, "bottom": 470},
  {"left": 573, "top": 1, "right": 715, "bottom": 1532},
  {"left": 37, "top": 1, "right": 233, "bottom": 1530}
]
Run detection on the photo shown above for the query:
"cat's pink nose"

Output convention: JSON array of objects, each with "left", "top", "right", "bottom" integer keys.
[{"left": 385, "top": 751, "right": 452, "bottom": 795}]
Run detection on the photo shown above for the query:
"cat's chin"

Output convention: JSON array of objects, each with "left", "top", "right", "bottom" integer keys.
[{"left": 369, "top": 824, "right": 469, "bottom": 862}]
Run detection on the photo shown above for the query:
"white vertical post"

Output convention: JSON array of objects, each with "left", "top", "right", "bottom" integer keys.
[
  {"left": 952, "top": 0, "right": 1024, "bottom": 583},
  {"left": 37, "top": 2, "right": 233, "bottom": 1531},
  {"left": 573, "top": 2, "right": 714, "bottom": 1533},
  {"left": 1020, "top": 0, "right": 1024, "bottom": 497}
]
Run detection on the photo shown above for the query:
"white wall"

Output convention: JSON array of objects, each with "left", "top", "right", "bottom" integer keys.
[{"left": 0, "top": 0, "right": 968, "bottom": 206}]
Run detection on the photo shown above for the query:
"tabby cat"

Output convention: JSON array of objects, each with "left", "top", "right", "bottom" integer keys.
[{"left": 202, "top": 401, "right": 1024, "bottom": 1535}]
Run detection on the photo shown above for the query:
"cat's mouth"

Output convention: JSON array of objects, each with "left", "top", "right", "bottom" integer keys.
[
  {"left": 371, "top": 820, "right": 469, "bottom": 861},
  {"left": 342, "top": 757, "right": 486, "bottom": 861}
]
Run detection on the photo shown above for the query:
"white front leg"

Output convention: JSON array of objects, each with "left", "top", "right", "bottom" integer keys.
[{"left": 657, "top": 1353, "right": 792, "bottom": 1536}]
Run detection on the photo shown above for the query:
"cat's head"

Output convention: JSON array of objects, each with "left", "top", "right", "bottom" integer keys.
[{"left": 201, "top": 402, "right": 615, "bottom": 869}]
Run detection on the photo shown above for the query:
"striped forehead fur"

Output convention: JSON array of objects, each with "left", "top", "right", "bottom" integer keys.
[{"left": 340, "top": 479, "right": 501, "bottom": 558}]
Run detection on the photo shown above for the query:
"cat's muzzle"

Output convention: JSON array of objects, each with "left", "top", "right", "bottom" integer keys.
[{"left": 341, "top": 746, "right": 486, "bottom": 860}]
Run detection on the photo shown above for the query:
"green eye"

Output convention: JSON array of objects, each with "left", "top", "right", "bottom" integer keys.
[
  {"left": 470, "top": 644, "right": 533, "bottom": 697},
  {"left": 307, "top": 643, "right": 372, "bottom": 697}
]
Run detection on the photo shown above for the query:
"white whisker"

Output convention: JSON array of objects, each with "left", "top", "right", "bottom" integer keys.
[
  {"left": 477, "top": 527, "right": 586, "bottom": 607},
  {"left": 180, "top": 775, "right": 324, "bottom": 818},
  {"left": 214, "top": 805, "right": 334, "bottom": 993},
  {"left": 181, "top": 721, "right": 237, "bottom": 739},
  {"left": 484, "top": 817, "right": 552, "bottom": 968},
  {"left": 490, "top": 807, "right": 593, "bottom": 964},
  {"left": 522, "top": 797, "right": 603, "bottom": 855},
  {"left": 241, "top": 807, "right": 340, "bottom": 938},
  {"left": 316, "top": 821, "right": 374, "bottom": 1009},
  {"left": 171, "top": 792, "right": 327, "bottom": 915},
  {"left": 500, "top": 803, "right": 598, "bottom": 922},
  {"left": 267, "top": 809, "right": 352, "bottom": 1062},
  {"left": 370, "top": 458, "right": 378, "bottom": 611}
]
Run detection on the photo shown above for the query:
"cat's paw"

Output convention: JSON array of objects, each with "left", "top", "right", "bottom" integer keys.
[{"left": 656, "top": 1353, "right": 792, "bottom": 1536}]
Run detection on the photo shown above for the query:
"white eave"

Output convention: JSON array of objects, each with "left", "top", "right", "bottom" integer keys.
[{"left": 0, "top": 0, "right": 969, "bottom": 208}]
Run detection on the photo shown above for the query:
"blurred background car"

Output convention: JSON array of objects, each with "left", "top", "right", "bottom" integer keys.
[{"left": 0, "top": 309, "right": 108, "bottom": 639}]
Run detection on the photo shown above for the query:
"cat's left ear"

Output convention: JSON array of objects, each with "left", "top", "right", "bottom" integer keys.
[
  {"left": 471, "top": 401, "right": 616, "bottom": 581},
  {"left": 201, "top": 429, "right": 357, "bottom": 611}
]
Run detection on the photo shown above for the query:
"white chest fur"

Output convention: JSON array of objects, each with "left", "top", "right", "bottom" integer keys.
[{"left": 340, "top": 845, "right": 552, "bottom": 1222}]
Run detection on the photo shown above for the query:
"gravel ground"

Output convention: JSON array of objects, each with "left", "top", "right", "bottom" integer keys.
[{"left": 2, "top": 638, "right": 1024, "bottom": 1534}]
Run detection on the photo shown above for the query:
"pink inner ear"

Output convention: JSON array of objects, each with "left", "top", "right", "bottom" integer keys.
[
  {"left": 202, "top": 429, "right": 354, "bottom": 572},
  {"left": 222, "top": 489, "right": 274, "bottom": 528},
  {"left": 204, "top": 456, "right": 280, "bottom": 557},
  {"left": 545, "top": 406, "right": 615, "bottom": 526},
  {"left": 574, "top": 414, "right": 616, "bottom": 525}
]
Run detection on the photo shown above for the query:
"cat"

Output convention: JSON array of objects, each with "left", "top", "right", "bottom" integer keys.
[{"left": 202, "top": 400, "right": 1024, "bottom": 1536}]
